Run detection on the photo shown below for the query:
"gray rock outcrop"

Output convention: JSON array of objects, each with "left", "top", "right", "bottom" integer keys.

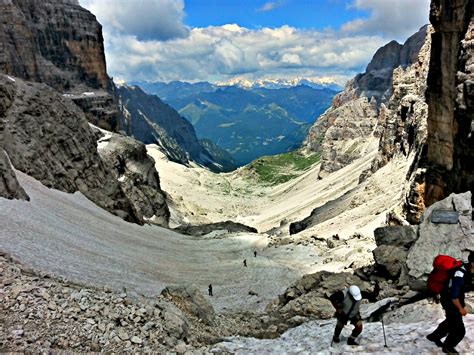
[
  {"left": 0, "top": 85, "right": 28, "bottom": 200},
  {"left": 373, "top": 192, "right": 473, "bottom": 288},
  {"left": 161, "top": 285, "right": 216, "bottom": 326},
  {"left": 95, "top": 128, "right": 170, "bottom": 227},
  {"left": 406, "top": 191, "right": 473, "bottom": 279},
  {"left": 0, "top": 74, "right": 141, "bottom": 223},
  {"left": 174, "top": 221, "right": 257, "bottom": 236},
  {"left": 0, "top": 149, "right": 28, "bottom": 200}
]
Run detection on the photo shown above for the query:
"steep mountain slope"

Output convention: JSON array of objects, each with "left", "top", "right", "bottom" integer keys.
[
  {"left": 135, "top": 81, "right": 336, "bottom": 165},
  {"left": 305, "top": 26, "right": 429, "bottom": 178},
  {"left": 116, "top": 84, "right": 238, "bottom": 172},
  {"left": 0, "top": 0, "right": 171, "bottom": 225},
  {"left": 0, "top": 74, "right": 141, "bottom": 223}
]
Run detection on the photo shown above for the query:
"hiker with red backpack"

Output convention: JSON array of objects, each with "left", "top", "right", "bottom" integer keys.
[{"left": 426, "top": 251, "right": 474, "bottom": 354}]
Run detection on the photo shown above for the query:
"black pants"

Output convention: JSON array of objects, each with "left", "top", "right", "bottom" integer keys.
[
  {"left": 429, "top": 299, "right": 465, "bottom": 348},
  {"left": 334, "top": 313, "right": 363, "bottom": 339}
]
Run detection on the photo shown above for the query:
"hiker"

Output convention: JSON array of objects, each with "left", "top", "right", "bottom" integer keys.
[
  {"left": 427, "top": 251, "right": 474, "bottom": 354},
  {"left": 330, "top": 285, "right": 363, "bottom": 346},
  {"left": 254, "top": 251, "right": 257, "bottom": 257},
  {"left": 243, "top": 259, "right": 247, "bottom": 267},
  {"left": 208, "top": 284, "right": 213, "bottom": 296}
]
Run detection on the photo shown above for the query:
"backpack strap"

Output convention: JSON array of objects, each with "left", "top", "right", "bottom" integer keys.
[{"left": 447, "top": 265, "right": 466, "bottom": 289}]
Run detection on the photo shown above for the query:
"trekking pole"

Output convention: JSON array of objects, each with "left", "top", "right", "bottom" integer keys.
[{"left": 381, "top": 313, "right": 387, "bottom": 347}]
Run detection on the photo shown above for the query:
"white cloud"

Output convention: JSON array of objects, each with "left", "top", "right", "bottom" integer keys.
[
  {"left": 343, "top": 0, "right": 430, "bottom": 40},
  {"left": 79, "top": 0, "right": 189, "bottom": 41},
  {"left": 78, "top": 0, "right": 430, "bottom": 85},
  {"left": 102, "top": 24, "right": 387, "bottom": 84},
  {"left": 257, "top": 1, "right": 284, "bottom": 12}
]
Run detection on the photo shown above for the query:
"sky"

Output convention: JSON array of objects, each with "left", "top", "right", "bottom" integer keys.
[{"left": 79, "top": 0, "right": 431, "bottom": 85}]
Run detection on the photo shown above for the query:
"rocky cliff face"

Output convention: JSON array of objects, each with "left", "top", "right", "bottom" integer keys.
[
  {"left": 0, "top": 0, "right": 108, "bottom": 91},
  {"left": 365, "top": 27, "right": 433, "bottom": 184},
  {"left": 0, "top": 0, "right": 173, "bottom": 225},
  {"left": 0, "top": 0, "right": 126, "bottom": 132},
  {"left": 94, "top": 128, "right": 170, "bottom": 226},
  {"left": 416, "top": 0, "right": 474, "bottom": 217},
  {"left": 0, "top": 74, "right": 142, "bottom": 224},
  {"left": 368, "top": 0, "right": 473, "bottom": 222},
  {"left": 305, "top": 27, "right": 428, "bottom": 178}
]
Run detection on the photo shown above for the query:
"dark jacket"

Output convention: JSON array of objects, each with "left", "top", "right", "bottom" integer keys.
[{"left": 440, "top": 265, "right": 467, "bottom": 308}]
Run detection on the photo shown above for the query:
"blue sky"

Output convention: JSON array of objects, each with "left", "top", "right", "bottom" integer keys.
[
  {"left": 184, "top": 0, "right": 369, "bottom": 31},
  {"left": 80, "top": 0, "right": 430, "bottom": 85}
]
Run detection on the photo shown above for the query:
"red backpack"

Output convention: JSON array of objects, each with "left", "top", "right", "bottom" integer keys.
[{"left": 427, "top": 255, "right": 463, "bottom": 294}]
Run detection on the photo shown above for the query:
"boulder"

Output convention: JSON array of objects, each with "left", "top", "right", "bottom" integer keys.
[
  {"left": 373, "top": 245, "right": 408, "bottom": 279},
  {"left": 278, "top": 293, "right": 334, "bottom": 319},
  {"left": 406, "top": 192, "right": 473, "bottom": 279},
  {"left": 373, "top": 226, "right": 418, "bottom": 248},
  {"left": 161, "top": 285, "right": 216, "bottom": 326},
  {"left": 277, "top": 271, "right": 372, "bottom": 308}
]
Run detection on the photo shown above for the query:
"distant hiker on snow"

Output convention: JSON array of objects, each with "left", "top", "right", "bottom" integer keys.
[
  {"left": 254, "top": 251, "right": 257, "bottom": 257},
  {"left": 243, "top": 259, "right": 247, "bottom": 267},
  {"left": 427, "top": 251, "right": 474, "bottom": 354},
  {"left": 208, "top": 284, "right": 213, "bottom": 297},
  {"left": 330, "top": 285, "right": 363, "bottom": 346}
]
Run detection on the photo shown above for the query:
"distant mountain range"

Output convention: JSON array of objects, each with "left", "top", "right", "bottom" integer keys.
[
  {"left": 115, "top": 84, "right": 239, "bottom": 172},
  {"left": 215, "top": 77, "right": 343, "bottom": 91},
  {"left": 131, "top": 80, "right": 338, "bottom": 165}
]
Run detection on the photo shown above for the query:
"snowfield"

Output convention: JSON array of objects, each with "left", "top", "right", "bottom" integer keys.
[
  {"left": 0, "top": 171, "right": 319, "bottom": 313},
  {"left": 210, "top": 315, "right": 474, "bottom": 354}
]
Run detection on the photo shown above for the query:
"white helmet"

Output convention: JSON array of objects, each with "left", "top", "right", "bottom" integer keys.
[{"left": 348, "top": 285, "right": 362, "bottom": 301}]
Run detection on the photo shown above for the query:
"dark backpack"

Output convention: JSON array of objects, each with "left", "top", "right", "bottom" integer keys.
[{"left": 427, "top": 255, "right": 463, "bottom": 295}]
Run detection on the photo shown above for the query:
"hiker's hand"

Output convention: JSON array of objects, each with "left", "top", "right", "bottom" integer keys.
[{"left": 460, "top": 308, "right": 467, "bottom": 316}]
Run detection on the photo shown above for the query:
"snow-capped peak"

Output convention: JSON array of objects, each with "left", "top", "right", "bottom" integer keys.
[{"left": 215, "top": 77, "right": 342, "bottom": 90}]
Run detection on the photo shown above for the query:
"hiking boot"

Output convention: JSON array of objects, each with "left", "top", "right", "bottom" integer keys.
[
  {"left": 332, "top": 336, "right": 340, "bottom": 343},
  {"left": 442, "top": 346, "right": 459, "bottom": 354},
  {"left": 347, "top": 337, "right": 359, "bottom": 346},
  {"left": 426, "top": 333, "right": 443, "bottom": 347}
]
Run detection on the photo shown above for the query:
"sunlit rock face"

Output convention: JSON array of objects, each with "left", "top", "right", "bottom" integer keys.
[
  {"left": 305, "top": 27, "right": 428, "bottom": 179},
  {"left": 0, "top": 0, "right": 108, "bottom": 91}
]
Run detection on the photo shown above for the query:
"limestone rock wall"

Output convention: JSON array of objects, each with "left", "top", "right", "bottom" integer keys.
[
  {"left": 364, "top": 26, "right": 432, "bottom": 193},
  {"left": 0, "top": 0, "right": 108, "bottom": 91},
  {"left": 419, "top": 0, "right": 474, "bottom": 213},
  {"left": 0, "top": 74, "right": 141, "bottom": 224},
  {"left": 305, "top": 27, "right": 428, "bottom": 178}
]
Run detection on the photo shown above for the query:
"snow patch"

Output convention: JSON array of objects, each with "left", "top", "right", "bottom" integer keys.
[{"left": 97, "top": 133, "right": 112, "bottom": 150}]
